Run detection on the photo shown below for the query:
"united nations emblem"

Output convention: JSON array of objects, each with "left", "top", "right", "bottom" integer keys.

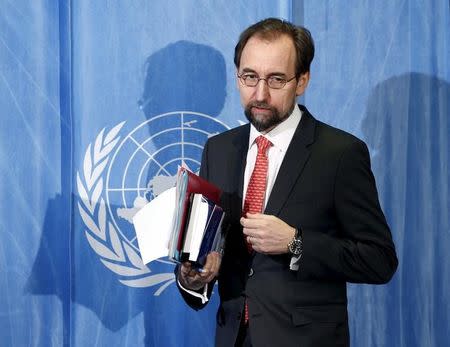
[{"left": 77, "top": 111, "right": 229, "bottom": 294}]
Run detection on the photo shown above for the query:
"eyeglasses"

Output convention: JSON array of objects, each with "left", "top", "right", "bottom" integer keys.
[{"left": 237, "top": 73, "right": 297, "bottom": 89}]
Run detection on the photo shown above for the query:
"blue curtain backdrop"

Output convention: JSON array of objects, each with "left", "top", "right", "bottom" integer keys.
[{"left": 0, "top": 1, "right": 448, "bottom": 346}]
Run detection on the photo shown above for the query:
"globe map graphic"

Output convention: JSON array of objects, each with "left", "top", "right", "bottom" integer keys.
[{"left": 105, "top": 111, "right": 229, "bottom": 254}]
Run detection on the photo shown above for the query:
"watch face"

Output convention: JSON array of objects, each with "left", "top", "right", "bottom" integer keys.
[{"left": 290, "top": 239, "right": 302, "bottom": 255}]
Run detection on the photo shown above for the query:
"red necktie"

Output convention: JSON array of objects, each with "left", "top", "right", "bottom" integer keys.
[
  {"left": 243, "top": 135, "right": 273, "bottom": 239},
  {"left": 242, "top": 135, "right": 272, "bottom": 323}
]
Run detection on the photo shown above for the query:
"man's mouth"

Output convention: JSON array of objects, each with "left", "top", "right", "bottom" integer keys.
[{"left": 251, "top": 103, "right": 273, "bottom": 114}]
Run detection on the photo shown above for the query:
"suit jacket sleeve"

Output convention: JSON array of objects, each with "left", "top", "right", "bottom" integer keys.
[
  {"left": 174, "top": 139, "right": 216, "bottom": 310},
  {"left": 299, "top": 138, "right": 398, "bottom": 284}
]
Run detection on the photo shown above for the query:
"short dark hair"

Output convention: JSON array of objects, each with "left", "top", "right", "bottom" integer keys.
[{"left": 234, "top": 17, "right": 315, "bottom": 77}]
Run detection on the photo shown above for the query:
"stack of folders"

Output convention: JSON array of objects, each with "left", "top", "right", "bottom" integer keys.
[{"left": 168, "top": 167, "right": 225, "bottom": 268}]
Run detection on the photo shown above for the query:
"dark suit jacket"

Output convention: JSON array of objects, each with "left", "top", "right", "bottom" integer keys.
[{"left": 177, "top": 105, "right": 398, "bottom": 347}]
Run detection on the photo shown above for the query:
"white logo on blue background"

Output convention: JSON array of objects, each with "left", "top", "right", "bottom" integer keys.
[{"left": 77, "top": 111, "right": 229, "bottom": 293}]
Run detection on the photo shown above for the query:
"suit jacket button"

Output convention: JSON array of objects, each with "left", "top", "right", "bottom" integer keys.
[{"left": 248, "top": 268, "right": 254, "bottom": 277}]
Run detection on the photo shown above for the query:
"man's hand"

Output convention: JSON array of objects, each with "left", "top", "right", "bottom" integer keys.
[
  {"left": 178, "top": 251, "right": 222, "bottom": 290},
  {"left": 240, "top": 213, "right": 295, "bottom": 254}
]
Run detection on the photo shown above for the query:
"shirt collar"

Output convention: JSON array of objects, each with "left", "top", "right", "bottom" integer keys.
[{"left": 248, "top": 104, "right": 302, "bottom": 152}]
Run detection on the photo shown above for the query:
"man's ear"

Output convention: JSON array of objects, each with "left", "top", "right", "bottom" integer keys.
[{"left": 295, "top": 72, "right": 310, "bottom": 96}]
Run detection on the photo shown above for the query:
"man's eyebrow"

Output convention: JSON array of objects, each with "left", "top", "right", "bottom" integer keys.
[
  {"left": 240, "top": 68, "right": 257, "bottom": 74},
  {"left": 267, "top": 72, "right": 288, "bottom": 77},
  {"left": 240, "top": 68, "right": 287, "bottom": 77}
]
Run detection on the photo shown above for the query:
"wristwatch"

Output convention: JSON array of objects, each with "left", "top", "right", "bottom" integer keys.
[{"left": 287, "top": 227, "right": 303, "bottom": 256}]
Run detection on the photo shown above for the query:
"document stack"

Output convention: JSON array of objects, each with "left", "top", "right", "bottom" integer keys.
[{"left": 168, "top": 167, "right": 225, "bottom": 268}]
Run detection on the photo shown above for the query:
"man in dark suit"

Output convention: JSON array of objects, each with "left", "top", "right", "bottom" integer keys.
[{"left": 176, "top": 18, "right": 398, "bottom": 347}]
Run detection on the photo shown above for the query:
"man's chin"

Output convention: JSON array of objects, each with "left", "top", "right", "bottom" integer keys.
[
  {"left": 249, "top": 115, "right": 278, "bottom": 132},
  {"left": 245, "top": 106, "right": 280, "bottom": 132},
  {"left": 245, "top": 102, "right": 295, "bottom": 132},
  {"left": 251, "top": 112, "right": 270, "bottom": 123}
]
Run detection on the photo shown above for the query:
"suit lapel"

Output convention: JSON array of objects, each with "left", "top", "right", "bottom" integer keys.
[
  {"left": 230, "top": 124, "right": 250, "bottom": 219},
  {"left": 264, "top": 108, "right": 316, "bottom": 216}
]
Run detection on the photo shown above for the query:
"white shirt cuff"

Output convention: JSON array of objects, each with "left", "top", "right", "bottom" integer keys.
[
  {"left": 177, "top": 278, "right": 209, "bottom": 305},
  {"left": 290, "top": 254, "right": 301, "bottom": 271}
]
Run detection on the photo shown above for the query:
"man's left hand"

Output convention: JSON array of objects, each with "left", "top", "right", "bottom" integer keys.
[{"left": 240, "top": 213, "right": 295, "bottom": 254}]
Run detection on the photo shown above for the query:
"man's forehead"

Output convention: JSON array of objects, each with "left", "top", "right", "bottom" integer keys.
[
  {"left": 251, "top": 31, "right": 290, "bottom": 44},
  {"left": 239, "top": 34, "right": 296, "bottom": 72},
  {"left": 245, "top": 32, "right": 293, "bottom": 48}
]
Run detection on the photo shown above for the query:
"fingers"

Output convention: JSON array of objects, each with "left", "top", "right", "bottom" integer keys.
[
  {"left": 178, "top": 253, "right": 222, "bottom": 290},
  {"left": 244, "top": 212, "right": 265, "bottom": 219},
  {"left": 201, "top": 252, "right": 221, "bottom": 283},
  {"left": 180, "top": 262, "right": 193, "bottom": 278},
  {"left": 240, "top": 213, "right": 273, "bottom": 230},
  {"left": 241, "top": 214, "right": 265, "bottom": 239},
  {"left": 240, "top": 214, "right": 294, "bottom": 254},
  {"left": 240, "top": 213, "right": 263, "bottom": 226},
  {"left": 179, "top": 262, "right": 199, "bottom": 288},
  {"left": 240, "top": 216, "right": 255, "bottom": 235}
]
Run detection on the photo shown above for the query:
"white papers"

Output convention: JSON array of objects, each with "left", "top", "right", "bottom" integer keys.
[
  {"left": 133, "top": 187, "right": 176, "bottom": 264},
  {"left": 183, "top": 194, "right": 212, "bottom": 261}
]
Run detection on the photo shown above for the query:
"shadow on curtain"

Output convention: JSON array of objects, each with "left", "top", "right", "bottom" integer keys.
[
  {"left": 26, "top": 40, "right": 227, "bottom": 347},
  {"left": 360, "top": 72, "right": 449, "bottom": 346}
]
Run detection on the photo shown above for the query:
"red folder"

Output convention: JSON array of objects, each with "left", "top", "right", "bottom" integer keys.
[{"left": 172, "top": 167, "right": 222, "bottom": 260}]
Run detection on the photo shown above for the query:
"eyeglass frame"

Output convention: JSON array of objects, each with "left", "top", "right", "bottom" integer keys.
[{"left": 237, "top": 72, "right": 297, "bottom": 89}]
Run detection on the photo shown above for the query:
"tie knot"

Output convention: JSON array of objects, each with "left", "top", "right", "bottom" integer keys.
[{"left": 255, "top": 135, "right": 272, "bottom": 155}]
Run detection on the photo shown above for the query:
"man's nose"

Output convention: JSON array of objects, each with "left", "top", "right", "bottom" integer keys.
[{"left": 254, "top": 79, "right": 270, "bottom": 101}]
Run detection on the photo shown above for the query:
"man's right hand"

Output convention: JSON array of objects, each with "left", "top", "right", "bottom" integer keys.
[{"left": 178, "top": 251, "right": 222, "bottom": 290}]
